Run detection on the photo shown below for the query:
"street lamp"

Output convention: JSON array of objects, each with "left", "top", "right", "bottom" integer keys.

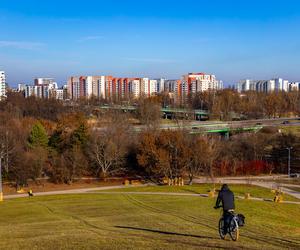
[{"left": 286, "top": 147, "right": 293, "bottom": 178}]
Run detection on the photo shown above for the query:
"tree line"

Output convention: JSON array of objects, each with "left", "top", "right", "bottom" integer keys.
[{"left": 0, "top": 91, "right": 299, "bottom": 188}]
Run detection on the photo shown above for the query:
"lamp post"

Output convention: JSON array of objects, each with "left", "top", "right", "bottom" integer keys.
[{"left": 286, "top": 147, "right": 293, "bottom": 178}]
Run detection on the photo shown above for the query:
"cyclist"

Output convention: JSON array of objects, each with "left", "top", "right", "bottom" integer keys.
[{"left": 214, "top": 184, "right": 235, "bottom": 235}]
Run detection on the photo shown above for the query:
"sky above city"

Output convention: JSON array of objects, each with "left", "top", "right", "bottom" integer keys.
[{"left": 1, "top": 0, "right": 300, "bottom": 86}]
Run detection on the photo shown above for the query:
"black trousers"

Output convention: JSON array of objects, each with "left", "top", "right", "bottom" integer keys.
[{"left": 223, "top": 211, "right": 233, "bottom": 234}]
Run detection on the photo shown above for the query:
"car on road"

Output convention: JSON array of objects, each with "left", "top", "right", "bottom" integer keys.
[{"left": 282, "top": 120, "right": 290, "bottom": 124}]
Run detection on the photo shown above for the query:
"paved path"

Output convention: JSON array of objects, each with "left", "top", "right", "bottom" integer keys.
[
  {"left": 4, "top": 175, "right": 300, "bottom": 202},
  {"left": 4, "top": 184, "right": 300, "bottom": 205},
  {"left": 194, "top": 177, "right": 300, "bottom": 200},
  {"left": 89, "top": 191, "right": 300, "bottom": 205},
  {"left": 3, "top": 185, "right": 132, "bottom": 199}
]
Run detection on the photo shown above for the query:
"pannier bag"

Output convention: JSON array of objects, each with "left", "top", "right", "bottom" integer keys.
[{"left": 237, "top": 214, "right": 245, "bottom": 227}]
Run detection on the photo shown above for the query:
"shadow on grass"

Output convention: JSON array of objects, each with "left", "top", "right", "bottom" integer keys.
[{"left": 115, "top": 226, "right": 218, "bottom": 240}]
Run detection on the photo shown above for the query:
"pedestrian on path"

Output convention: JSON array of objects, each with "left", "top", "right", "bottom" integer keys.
[{"left": 28, "top": 189, "right": 34, "bottom": 197}]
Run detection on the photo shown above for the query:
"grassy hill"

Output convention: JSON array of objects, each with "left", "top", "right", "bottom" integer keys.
[
  {"left": 96, "top": 183, "right": 299, "bottom": 201},
  {"left": 0, "top": 189, "right": 299, "bottom": 249}
]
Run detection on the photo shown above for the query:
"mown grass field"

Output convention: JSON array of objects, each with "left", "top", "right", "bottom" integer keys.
[
  {"left": 98, "top": 183, "right": 299, "bottom": 202},
  {"left": 0, "top": 188, "right": 300, "bottom": 249},
  {"left": 279, "top": 125, "right": 300, "bottom": 135}
]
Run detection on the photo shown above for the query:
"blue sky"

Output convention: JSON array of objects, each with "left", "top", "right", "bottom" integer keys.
[{"left": 0, "top": 0, "right": 300, "bottom": 86}]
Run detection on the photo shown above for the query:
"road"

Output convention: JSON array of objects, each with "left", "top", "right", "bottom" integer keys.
[
  {"left": 158, "top": 117, "right": 300, "bottom": 132},
  {"left": 95, "top": 117, "right": 300, "bottom": 133}
]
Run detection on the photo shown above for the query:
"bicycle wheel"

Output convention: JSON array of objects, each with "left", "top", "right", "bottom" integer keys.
[
  {"left": 218, "top": 218, "right": 226, "bottom": 240},
  {"left": 229, "top": 217, "right": 239, "bottom": 241}
]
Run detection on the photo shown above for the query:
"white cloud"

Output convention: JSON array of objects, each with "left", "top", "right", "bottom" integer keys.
[
  {"left": 0, "top": 40, "right": 45, "bottom": 50},
  {"left": 78, "top": 36, "right": 104, "bottom": 42}
]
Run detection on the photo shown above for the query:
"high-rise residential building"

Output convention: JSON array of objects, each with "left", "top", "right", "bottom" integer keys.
[
  {"left": 120, "top": 78, "right": 130, "bottom": 99},
  {"left": 128, "top": 78, "right": 141, "bottom": 98},
  {"left": 90, "top": 76, "right": 106, "bottom": 99},
  {"left": 149, "top": 79, "right": 158, "bottom": 95},
  {"left": 237, "top": 79, "right": 251, "bottom": 92},
  {"left": 105, "top": 76, "right": 113, "bottom": 100},
  {"left": 86, "top": 76, "right": 94, "bottom": 98},
  {"left": 54, "top": 89, "right": 64, "bottom": 100},
  {"left": 140, "top": 78, "right": 150, "bottom": 97},
  {"left": 34, "top": 78, "right": 56, "bottom": 86},
  {"left": 290, "top": 82, "right": 299, "bottom": 91},
  {"left": 65, "top": 72, "right": 221, "bottom": 101},
  {"left": 18, "top": 83, "right": 27, "bottom": 92},
  {"left": 237, "top": 78, "right": 293, "bottom": 93},
  {"left": 0, "top": 71, "right": 6, "bottom": 100},
  {"left": 164, "top": 80, "right": 178, "bottom": 93},
  {"left": 25, "top": 85, "right": 34, "bottom": 98},
  {"left": 23, "top": 77, "right": 58, "bottom": 98},
  {"left": 181, "top": 73, "right": 221, "bottom": 96},
  {"left": 155, "top": 78, "right": 165, "bottom": 93},
  {"left": 68, "top": 76, "right": 86, "bottom": 100}
]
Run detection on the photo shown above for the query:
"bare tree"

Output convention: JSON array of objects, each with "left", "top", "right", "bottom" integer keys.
[
  {"left": 89, "top": 115, "right": 131, "bottom": 178},
  {"left": 137, "top": 96, "right": 161, "bottom": 129},
  {"left": 185, "top": 136, "right": 211, "bottom": 185}
]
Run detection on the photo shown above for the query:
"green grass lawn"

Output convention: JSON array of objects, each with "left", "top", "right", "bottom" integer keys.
[
  {"left": 0, "top": 193, "right": 300, "bottom": 249},
  {"left": 279, "top": 125, "right": 300, "bottom": 135},
  {"left": 97, "top": 184, "right": 299, "bottom": 202},
  {"left": 286, "top": 186, "right": 300, "bottom": 193}
]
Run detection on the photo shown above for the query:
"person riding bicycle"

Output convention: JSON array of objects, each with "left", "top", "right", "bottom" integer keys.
[{"left": 214, "top": 184, "right": 235, "bottom": 235}]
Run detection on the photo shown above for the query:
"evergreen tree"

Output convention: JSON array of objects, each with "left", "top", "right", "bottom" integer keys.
[
  {"left": 28, "top": 122, "right": 49, "bottom": 148},
  {"left": 72, "top": 123, "right": 88, "bottom": 147}
]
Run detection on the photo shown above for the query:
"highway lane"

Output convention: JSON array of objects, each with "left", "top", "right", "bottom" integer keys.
[{"left": 93, "top": 117, "right": 300, "bottom": 133}]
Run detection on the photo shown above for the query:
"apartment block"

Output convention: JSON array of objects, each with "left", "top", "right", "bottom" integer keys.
[
  {"left": 128, "top": 78, "right": 141, "bottom": 98},
  {"left": 68, "top": 76, "right": 86, "bottom": 100},
  {"left": 237, "top": 78, "right": 294, "bottom": 93},
  {"left": 0, "top": 71, "right": 6, "bottom": 100},
  {"left": 182, "top": 73, "right": 221, "bottom": 96},
  {"left": 65, "top": 72, "right": 222, "bottom": 101},
  {"left": 290, "top": 82, "right": 300, "bottom": 91}
]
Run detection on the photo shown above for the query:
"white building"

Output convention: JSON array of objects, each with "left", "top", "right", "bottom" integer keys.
[
  {"left": 34, "top": 78, "right": 56, "bottom": 86},
  {"left": 155, "top": 78, "right": 165, "bottom": 93},
  {"left": 55, "top": 89, "right": 64, "bottom": 100},
  {"left": 18, "top": 83, "right": 27, "bottom": 92},
  {"left": 96, "top": 76, "right": 106, "bottom": 99},
  {"left": 0, "top": 71, "right": 6, "bottom": 100},
  {"left": 164, "top": 80, "right": 178, "bottom": 93},
  {"left": 149, "top": 79, "right": 158, "bottom": 95},
  {"left": 140, "top": 78, "right": 150, "bottom": 97},
  {"left": 237, "top": 78, "right": 292, "bottom": 93},
  {"left": 25, "top": 85, "right": 34, "bottom": 98},
  {"left": 128, "top": 79, "right": 140, "bottom": 98},
  {"left": 22, "top": 77, "right": 59, "bottom": 99},
  {"left": 86, "top": 76, "right": 94, "bottom": 98},
  {"left": 182, "top": 73, "right": 222, "bottom": 95},
  {"left": 274, "top": 78, "right": 289, "bottom": 92},
  {"left": 290, "top": 82, "right": 299, "bottom": 91}
]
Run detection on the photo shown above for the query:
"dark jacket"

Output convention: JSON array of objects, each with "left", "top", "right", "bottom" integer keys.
[{"left": 215, "top": 185, "right": 235, "bottom": 211}]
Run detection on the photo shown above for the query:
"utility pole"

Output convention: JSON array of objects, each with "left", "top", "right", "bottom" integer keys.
[{"left": 287, "top": 147, "right": 293, "bottom": 178}]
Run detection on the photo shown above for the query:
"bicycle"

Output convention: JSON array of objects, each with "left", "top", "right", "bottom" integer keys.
[{"left": 215, "top": 206, "right": 240, "bottom": 241}]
